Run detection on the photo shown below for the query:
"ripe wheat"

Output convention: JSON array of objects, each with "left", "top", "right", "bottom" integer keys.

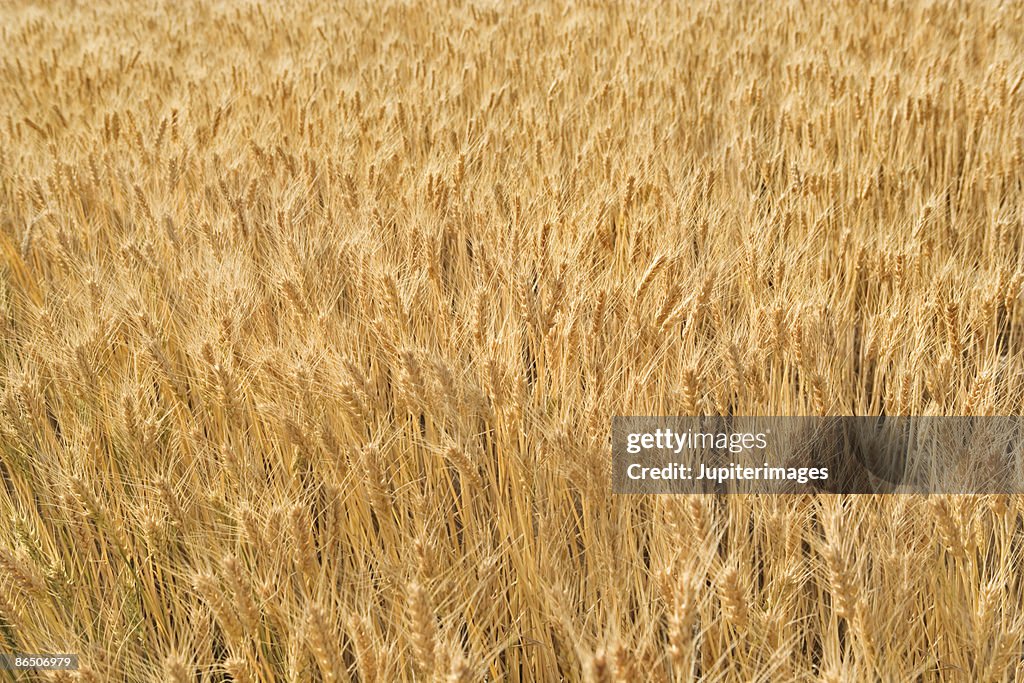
[{"left": 2, "top": 0, "right": 1024, "bottom": 680}]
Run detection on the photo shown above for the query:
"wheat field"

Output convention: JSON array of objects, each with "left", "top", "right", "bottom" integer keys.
[{"left": 2, "top": 0, "right": 1024, "bottom": 680}]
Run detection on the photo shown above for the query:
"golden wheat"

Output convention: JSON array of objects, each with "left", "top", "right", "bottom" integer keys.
[{"left": 2, "top": 0, "right": 1024, "bottom": 680}]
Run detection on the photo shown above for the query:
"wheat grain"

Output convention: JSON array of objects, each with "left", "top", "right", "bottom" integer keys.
[{"left": 0, "top": 0, "right": 1021, "bottom": 679}]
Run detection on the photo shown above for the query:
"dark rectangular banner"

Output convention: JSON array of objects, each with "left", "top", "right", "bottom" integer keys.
[{"left": 612, "top": 416, "right": 1024, "bottom": 494}]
